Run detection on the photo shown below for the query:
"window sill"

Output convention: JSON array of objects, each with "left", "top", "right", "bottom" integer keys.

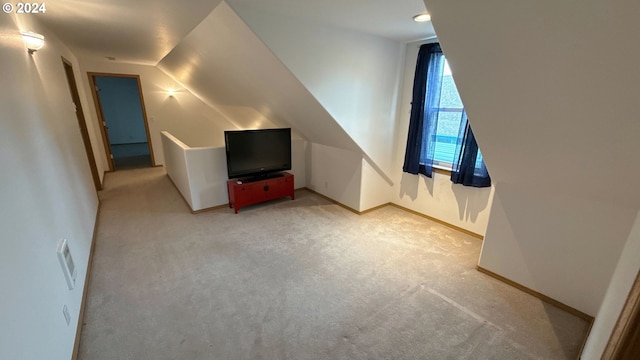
[{"left": 432, "top": 164, "right": 452, "bottom": 175}]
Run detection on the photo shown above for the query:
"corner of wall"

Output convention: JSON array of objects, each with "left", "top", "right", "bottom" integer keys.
[{"left": 359, "top": 158, "right": 392, "bottom": 211}]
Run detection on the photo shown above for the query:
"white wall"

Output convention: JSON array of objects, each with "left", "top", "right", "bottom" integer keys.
[
  {"left": 360, "top": 159, "right": 392, "bottom": 211},
  {"left": 161, "top": 132, "right": 194, "bottom": 208},
  {"left": 77, "top": 59, "right": 238, "bottom": 171},
  {"left": 306, "top": 143, "right": 362, "bottom": 211},
  {"left": 423, "top": 0, "right": 640, "bottom": 316},
  {"left": 390, "top": 40, "right": 494, "bottom": 236},
  {"left": 230, "top": 5, "right": 404, "bottom": 174},
  {"left": 393, "top": 171, "right": 494, "bottom": 236},
  {"left": 183, "top": 146, "right": 229, "bottom": 211},
  {"left": 290, "top": 139, "right": 307, "bottom": 189},
  {"left": 479, "top": 183, "right": 635, "bottom": 316},
  {"left": 579, "top": 209, "right": 640, "bottom": 359},
  {"left": 0, "top": 16, "right": 98, "bottom": 360}
]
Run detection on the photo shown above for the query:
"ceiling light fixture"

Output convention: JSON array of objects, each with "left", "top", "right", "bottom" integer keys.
[
  {"left": 413, "top": 13, "right": 431, "bottom": 22},
  {"left": 21, "top": 31, "right": 45, "bottom": 54},
  {"left": 167, "top": 89, "right": 177, "bottom": 97}
]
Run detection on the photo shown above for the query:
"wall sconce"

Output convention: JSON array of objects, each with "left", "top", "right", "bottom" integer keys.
[
  {"left": 21, "top": 31, "right": 45, "bottom": 54},
  {"left": 166, "top": 89, "right": 177, "bottom": 97}
]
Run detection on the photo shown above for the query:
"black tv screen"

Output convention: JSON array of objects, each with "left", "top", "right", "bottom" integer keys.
[{"left": 224, "top": 128, "right": 292, "bottom": 180}]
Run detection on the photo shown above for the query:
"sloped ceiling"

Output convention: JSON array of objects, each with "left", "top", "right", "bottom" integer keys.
[
  {"left": 158, "top": 2, "right": 362, "bottom": 154},
  {"left": 37, "top": 0, "right": 434, "bottom": 65},
  {"left": 424, "top": 0, "right": 640, "bottom": 207},
  {"left": 38, "top": 0, "right": 222, "bottom": 65},
  {"left": 226, "top": 0, "right": 435, "bottom": 42}
]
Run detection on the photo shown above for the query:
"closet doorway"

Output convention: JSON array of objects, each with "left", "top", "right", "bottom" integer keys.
[
  {"left": 88, "top": 73, "right": 155, "bottom": 171},
  {"left": 62, "top": 59, "right": 101, "bottom": 191}
]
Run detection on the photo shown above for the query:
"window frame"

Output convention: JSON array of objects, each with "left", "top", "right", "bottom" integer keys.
[{"left": 430, "top": 106, "right": 465, "bottom": 170}]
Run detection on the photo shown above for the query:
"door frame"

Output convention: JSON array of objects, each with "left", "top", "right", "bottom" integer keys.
[
  {"left": 87, "top": 72, "right": 155, "bottom": 171},
  {"left": 603, "top": 269, "right": 640, "bottom": 359},
  {"left": 62, "top": 58, "right": 101, "bottom": 191}
]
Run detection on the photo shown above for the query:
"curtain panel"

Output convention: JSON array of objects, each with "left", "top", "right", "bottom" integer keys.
[
  {"left": 403, "top": 42, "right": 491, "bottom": 187},
  {"left": 450, "top": 114, "right": 492, "bottom": 187},
  {"left": 402, "top": 43, "right": 443, "bottom": 178}
]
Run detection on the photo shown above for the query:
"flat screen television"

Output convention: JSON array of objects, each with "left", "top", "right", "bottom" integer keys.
[{"left": 224, "top": 128, "right": 292, "bottom": 180}]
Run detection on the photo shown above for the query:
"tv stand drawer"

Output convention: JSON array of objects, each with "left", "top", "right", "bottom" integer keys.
[{"left": 227, "top": 172, "right": 294, "bottom": 213}]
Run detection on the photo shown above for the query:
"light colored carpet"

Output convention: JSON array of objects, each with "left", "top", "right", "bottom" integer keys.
[
  {"left": 111, "top": 143, "right": 152, "bottom": 169},
  {"left": 78, "top": 167, "right": 588, "bottom": 360}
]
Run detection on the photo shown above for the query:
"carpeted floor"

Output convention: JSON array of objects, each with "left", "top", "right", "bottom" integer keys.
[
  {"left": 78, "top": 167, "right": 589, "bottom": 360},
  {"left": 113, "top": 155, "right": 153, "bottom": 169},
  {"left": 111, "top": 143, "right": 152, "bottom": 170}
]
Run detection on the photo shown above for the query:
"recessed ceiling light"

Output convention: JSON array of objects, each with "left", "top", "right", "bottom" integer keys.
[{"left": 413, "top": 13, "right": 431, "bottom": 22}]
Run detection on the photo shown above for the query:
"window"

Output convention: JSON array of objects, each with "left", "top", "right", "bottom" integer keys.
[
  {"left": 403, "top": 43, "right": 491, "bottom": 187},
  {"left": 432, "top": 60, "right": 464, "bottom": 169},
  {"left": 430, "top": 60, "right": 488, "bottom": 171}
]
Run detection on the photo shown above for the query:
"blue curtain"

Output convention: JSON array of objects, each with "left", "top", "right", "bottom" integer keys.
[
  {"left": 402, "top": 43, "right": 443, "bottom": 178},
  {"left": 450, "top": 113, "right": 492, "bottom": 187}
]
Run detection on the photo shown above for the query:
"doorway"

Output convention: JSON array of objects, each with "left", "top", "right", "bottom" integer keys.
[
  {"left": 62, "top": 58, "right": 101, "bottom": 191},
  {"left": 88, "top": 73, "right": 155, "bottom": 171}
]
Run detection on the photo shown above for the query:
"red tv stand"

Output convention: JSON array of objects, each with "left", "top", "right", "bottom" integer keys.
[{"left": 227, "top": 172, "right": 294, "bottom": 213}]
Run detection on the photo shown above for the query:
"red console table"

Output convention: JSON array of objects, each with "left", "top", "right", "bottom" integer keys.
[{"left": 227, "top": 172, "right": 295, "bottom": 213}]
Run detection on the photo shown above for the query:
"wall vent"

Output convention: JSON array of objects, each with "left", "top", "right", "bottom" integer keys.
[{"left": 57, "top": 239, "right": 77, "bottom": 290}]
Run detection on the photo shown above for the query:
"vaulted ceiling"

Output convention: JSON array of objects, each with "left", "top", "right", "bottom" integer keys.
[
  {"left": 157, "top": 2, "right": 362, "bottom": 153},
  {"left": 39, "top": 0, "right": 435, "bottom": 65},
  {"left": 38, "top": 0, "right": 223, "bottom": 64}
]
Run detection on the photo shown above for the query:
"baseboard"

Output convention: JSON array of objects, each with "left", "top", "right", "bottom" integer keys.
[
  {"left": 191, "top": 204, "right": 228, "bottom": 214},
  {"left": 72, "top": 201, "right": 101, "bottom": 360},
  {"left": 301, "top": 188, "right": 484, "bottom": 240},
  {"left": 302, "top": 188, "right": 362, "bottom": 214},
  {"left": 577, "top": 317, "right": 594, "bottom": 360},
  {"left": 166, "top": 181, "right": 482, "bottom": 238},
  {"left": 302, "top": 188, "right": 391, "bottom": 215},
  {"left": 165, "top": 175, "right": 192, "bottom": 211},
  {"left": 358, "top": 203, "right": 390, "bottom": 215},
  {"left": 476, "top": 265, "right": 594, "bottom": 360},
  {"left": 164, "top": 174, "right": 229, "bottom": 214},
  {"left": 475, "top": 265, "right": 594, "bottom": 322},
  {"left": 387, "top": 203, "right": 484, "bottom": 240}
]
